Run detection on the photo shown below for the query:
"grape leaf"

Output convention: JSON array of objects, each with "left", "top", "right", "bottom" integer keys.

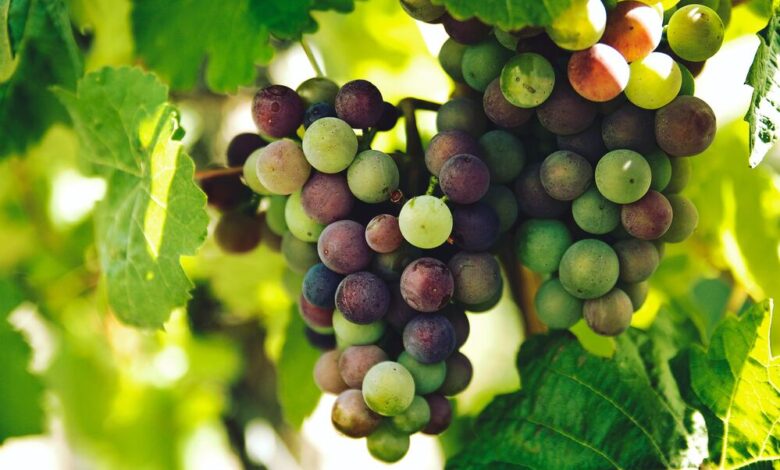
[
  {"left": 54, "top": 67, "right": 208, "bottom": 328},
  {"left": 686, "top": 300, "right": 780, "bottom": 468},
  {"left": 745, "top": 6, "right": 780, "bottom": 167},
  {"left": 0, "top": 279, "right": 44, "bottom": 443},
  {"left": 276, "top": 307, "right": 321, "bottom": 428},
  {"left": 131, "top": 0, "right": 357, "bottom": 92},
  {"left": 0, "top": 0, "right": 82, "bottom": 159},
  {"left": 448, "top": 330, "right": 689, "bottom": 469},
  {"left": 430, "top": 0, "right": 574, "bottom": 31}
]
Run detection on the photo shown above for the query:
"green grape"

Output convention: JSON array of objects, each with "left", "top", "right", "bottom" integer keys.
[
  {"left": 347, "top": 150, "right": 400, "bottom": 203},
  {"left": 595, "top": 149, "right": 652, "bottom": 204},
  {"left": 644, "top": 149, "right": 672, "bottom": 191},
  {"left": 559, "top": 239, "right": 620, "bottom": 299},
  {"left": 362, "top": 361, "right": 415, "bottom": 416},
  {"left": 398, "top": 196, "right": 453, "bottom": 249},
  {"left": 242, "top": 150, "right": 270, "bottom": 194},
  {"left": 546, "top": 0, "right": 607, "bottom": 51},
  {"left": 436, "top": 98, "right": 487, "bottom": 137},
  {"left": 461, "top": 38, "right": 514, "bottom": 92},
  {"left": 302, "top": 117, "right": 358, "bottom": 173},
  {"left": 572, "top": 186, "right": 621, "bottom": 235},
  {"left": 625, "top": 53, "right": 682, "bottom": 110},
  {"left": 494, "top": 28, "right": 519, "bottom": 51},
  {"left": 665, "top": 157, "right": 691, "bottom": 193},
  {"left": 535, "top": 278, "right": 583, "bottom": 329},
  {"left": 296, "top": 77, "right": 339, "bottom": 107},
  {"left": 667, "top": 5, "right": 724, "bottom": 61},
  {"left": 281, "top": 231, "right": 319, "bottom": 274},
  {"left": 621, "top": 281, "right": 649, "bottom": 310},
  {"left": 265, "top": 195, "right": 288, "bottom": 236},
  {"left": 397, "top": 351, "right": 447, "bottom": 395},
  {"left": 367, "top": 422, "right": 410, "bottom": 463},
  {"left": 439, "top": 38, "right": 467, "bottom": 82},
  {"left": 515, "top": 219, "right": 573, "bottom": 273},
  {"left": 333, "top": 310, "right": 385, "bottom": 346},
  {"left": 479, "top": 130, "right": 526, "bottom": 184},
  {"left": 500, "top": 53, "right": 556, "bottom": 108},
  {"left": 661, "top": 194, "right": 698, "bottom": 242},
  {"left": 678, "top": 64, "right": 695, "bottom": 96},
  {"left": 482, "top": 185, "right": 519, "bottom": 233},
  {"left": 284, "top": 190, "right": 324, "bottom": 242},
  {"left": 391, "top": 395, "right": 431, "bottom": 433}
]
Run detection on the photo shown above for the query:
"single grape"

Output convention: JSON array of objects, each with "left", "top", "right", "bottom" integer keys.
[
  {"left": 601, "top": 1, "right": 663, "bottom": 62},
  {"left": 425, "top": 130, "right": 481, "bottom": 176},
  {"left": 299, "top": 294, "right": 334, "bottom": 331},
  {"left": 301, "top": 172, "right": 354, "bottom": 225},
  {"left": 318, "top": 220, "right": 373, "bottom": 274},
  {"left": 465, "top": 283, "right": 503, "bottom": 312},
  {"left": 478, "top": 130, "right": 525, "bottom": 184},
  {"left": 667, "top": 5, "right": 724, "bottom": 62},
  {"left": 442, "top": 305, "right": 470, "bottom": 347},
  {"left": 303, "top": 263, "right": 343, "bottom": 309},
  {"left": 559, "top": 239, "right": 620, "bottom": 299},
  {"left": 644, "top": 149, "right": 672, "bottom": 191},
  {"left": 376, "top": 102, "right": 400, "bottom": 131},
  {"left": 305, "top": 327, "right": 337, "bottom": 350},
  {"left": 297, "top": 77, "right": 340, "bottom": 107},
  {"left": 365, "top": 214, "right": 403, "bottom": 254},
  {"left": 625, "top": 53, "right": 682, "bottom": 109},
  {"left": 621, "top": 281, "right": 649, "bottom": 310},
  {"left": 398, "top": 196, "right": 453, "bottom": 249},
  {"left": 482, "top": 185, "right": 519, "bottom": 232},
  {"left": 601, "top": 102, "right": 657, "bottom": 153},
  {"left": 546, "top": 0, "right": 607, "bottom": 50},
  {"left": 422, "top": 394, "right": 452, "bottom": 435},
  {"left": 499, "top": 53, "right": 556, "bottom": 108},
  {"left": 666, "top": 157, "right": 691, "bottom": 193},
  {"left": 483, "top": 78, "right": 534, "bottom": 129},
  {"left": 314, "top": 350, "right": 349, "bottom": 394},
  {"left": 583, "top": 288, "right": 634, "bottom": 336},
  {"left": 400, "top": 0, "right": 445, "bottom": 22},
  {"left": 540, "top": 150, "right": 593, "bottom": 201},
  {"left": 201, "top": 172, "right": 253, "bottom": 212},
  {"left": 227, "top": 133, "right": 265, "bottom": 167},
  {"left": 439, "top": 154, "right": 490, "bottom": 204},
  {"left": 403, "top": 314, "right": 456, "bottom": 363},
  {"left": 572, "top": 186, "right": 621, "bottom": 235},
  {"left": 535, "top": 278, "right": 583, "bottom": 329},
  {"left": 397, "top": 351, "right": 447, "bottom": 395},
  {"left": 439, "top": 38, "right": 467, "bottom": 82},
  {"left": 302, "top": 117, "right": 359, "bottom": 173},
  {"left": 252, "top": 85, "right": 305, "bottom": 138},
  {"left": 333, "top": 310, "right": 386, "bottom": 346},
  {"left": 371, "top": 243, "right": 423, "bottom": 282},
  {"left": 595, "top": 149, "right": 652, "bottom": 204},
  {"left": 441, "top": 14, "right": 491, "bottom": 44},
  {"left": 613, "top": 238, "right": 659, "bottom": 283},
  {"left": 335, "top": 79, "right": 384, "bottom": 129},
  {"left": 621, "top": 190, "right": 673, "bottom": 240},
  {"left": 451, "top": 202, "right": 501, "bottom": 251},
  {"left": 391, "top": 395, "right": 431, "bottom": 433},
  {"left": 282, "top": 231, "right": 320, "bottom": 274},
  {"left": 448, "top": 252, "right": 502, "bottom": 306},
  {"left": 515, "top": 219, "right": 573, "bottom": 273},
  {"left": 494, "top": 28, "right": 521, "bottom": 50},
  {"left": 347, "top": 150, "right": 400, "bottom": 203},
  {"left": 366, "top": 422, "right": 410, "bottom": 463},
  {"left": 537, "top": 81, "right": 598, "bottom": 136},
  {"left": 256, "top": 139, "right": 311, "bottom": 195},
  {"left": 461, "top": 38, "right": 514, "bottom": 92},
  {"left": 242, "top": 150, "right": 270, "bottom": 194},
  {"left": 332, "top": 389, "right": 382, "bottom": 438},
  {"left": 285, "top": 190, "right": 325, "bottom": 242},
  {"left": 214, "top": 211, "right": 262, "bottom": 254},
  {"left": 265, "top": 195, "right": 288, "bottom": 235},
  {"left": 303, "top": 102, "right": 338, "bottom": 129},
  {"left": 660, "top": 194, "right": 698, "bottom": 242},
  {"left": 556, "top": 122, "right": 607, "bottom": 164},
  {"left": 678, "top": 63, "right": 696, "bottom": 96},
  {"left": 514, "top": 164, "right": 570, "bottom": 218},
  {"left": 655, "top": 96, "right": 716, "bottom": 157},
  {"left": 339, "top": 345, "right": 389, "bottom": 389},
  {"left": 362, "top": 361, "right": 415, "bottom": 416},
  {"left": 336, "top": 272, "right": 391, "bottom": 324},
  {"left": 400, "top": 257, "right": 454, "bottom": 312},
  {"left": 568, "top": 44, "right": 630, "bottom": 102},
  {"left": 439, "top": 352, "right": 473, "bottom": 395},
  {"left": 436, "top": 97, "right": 487, "bottom": 137}
]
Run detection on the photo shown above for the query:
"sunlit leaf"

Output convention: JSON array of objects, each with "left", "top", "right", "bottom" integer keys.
[
  {"left": 276, "top": 307, "right": 321, "bottom": 428},
  {"left": 430, "top": 0, "right": 574, "bottom": 31}
]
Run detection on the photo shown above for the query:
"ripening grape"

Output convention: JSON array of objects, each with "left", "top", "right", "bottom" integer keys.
[
  {"left": 568, "top": 44, "right": 630, "bottom": 102},
  {"left": 391, "top": 395, "right": 431, "bottom": 433},
  {"left": 613, "top": 238, "right": 659, "bottom": 283},
  {"left": 451, "top": 202, "right": 500, "bottom": 251},
  {"left": 622, "top": 190, "right": 672, "bottom": 240},
  {"left": 621, "top": 281, "right": 649, "bottom": 310},
  {"left": 572, "top": 186, "right": 621, "bottom": 235},
  {"left": 500, "top": 53, "right": 556, "bottom": 108},
  {"left": 439, "top": 352, "right": 473, "bottom": 395},
  {"left": 318, "top": 220, "right": 373, "bottom": 274},
  {"left": 514, "top": 164, "right": 570, "bottom": 218},
  {"left": 535, "top": 278, "right": 584, "bottom": 329},
  {"left": 602, "top": 102, "right": 657, "bottom": 153},
  {"left": 227, "top": 133, "right": 265, "bottom": 167},
  {"left": 299, "top": 294, "right": 334, "bottom": 332},
  {"left": 400, "top": 257, "right": 454, "bottom": 312},
  {"left": 302, "top": 117, "right": 359, "bottom": 173},
  {"left": 397, "top": 351, "right": 446, "bottom": 395},
  {"left": 537, "top": 81, "right": 598, "bottom": 137},
  {"left": 347, "top": 150, "right": 400, "bottom": 203},
  {"left": 601, "top": 1, "right": 663, "bottom": 62},
  {"left": 252, "top": 85, "right": 305, "bottom": 138},
  {"left": 403, "top": 314, "right": 456, "bottom": 364},
  {"left": 540, "top": 150, "right": 593, "bottom": 201},
  {"left": 296, "top": 77, "right": 339, "bottom": 107},
  {"left": 644, "top": 149, "right": 672, "bottom": 191},
  {"left": 285, "top": 190, "right": 325, "bottom": 242},
  {"left": 367, "top": 422, "right": 410, "bottom": 463},
  {"left": 331, "top": 389, "right": 382, "bottom": 438},
  {"left": 301, "top": 172, "right": 355, "bottom": 225},
  {"left": 398, "top": 196, "right": 453, "bottom": 249},
  {"left": 595, "top": 150, "right": 652, "bottom": 204},
  {"left": 666, "top": 157, "right": 691, "bottom": 193},
  {"left": 303, "top": 263, "right": 343, "bottom": 309},
  {"left": 376, "top": 102, "right": 400, "bottom": 131},
  {"left": 436, "top": 97, "right": 487, "bottom": 137},
  {"left": 461, "top": 38, "right": 514, "bottom": 92},
  {"left": 365, "top": 214, "right": 403, "bottom": 254},
  {"left": 400, "top": 0, "right": 445, "bottom": 23},
  {"left": 425, "top": 130, "right": 481, "bottom": 176},
  {"left": 335, "top": 79, "right": 385, "bottom": 129},
  {"left": 362, "top": 361, "right": 416, "bottom": 416},
  {"left": 667, "top": 5, "right": 724, "bottom": 62},
  {"left": 546, "top": 0, "right": 607, "bottom": 51},
  {"left": 242, "top": 150, "right": 270, "bottom": 194},
  {"left": 214, "top": 211, "right": 262, "bottom": 254},
  {"left": 339, "top": 345, "right": 389, "bottom": 389},
  {"left": 559, "top": 239, "right": 620, "bottom": 299},
  {"left": 448, "top": 252, "right": 502, "bottom": 307},
  {"left": 625, "top": 53, "right": 682, "bottom": 109},
  {"left": 333, "top": 310, "right": 386, "bottom": 346},
  {"left": 479, "top": 130, "right": 525, "bottom": 184},
  {"left": 482, "top": 78, "right": 534, "bottom": 129},
  {"left": 336, "top": 272, "right": 391, "bottom": 324},
  {"left": 556, "top": 122, "right": 607, "bottom": 164},
  {"left": 583, "top": 288, "right": 634, "bottom": 336},
  {"left": 515, "top": 219, "right": 573, "bottom": 274},
  {"left": 661, "top": 194, "right": 699, "bottom": 242},
  {"left": 439, "top": 39, "right": 467, "bottom": 82},
  {"left": 314, "top": 350, "right": 349, "bottom": 394},
  {"left": 282, "top": 231, "right": 319, "bottom": 274},
  {"left": 482, "top": 185, "right": 519, "bottom": 232},
  {"left": 441, "top": 15, "right": 491, "bottom": 44},
  {"left": 256, "top": 139, "right": 311, "bottom": 195},
  {"left": 655, "top": 96, "right": 716, "bottom": 157},
  {"left": 422, "top": 394, "right": 452, "bottom": 435},
  {"left": 439, "top": 154, "right": 490, "bottom": 204}
]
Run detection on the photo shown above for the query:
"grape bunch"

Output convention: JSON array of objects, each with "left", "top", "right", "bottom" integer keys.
[{"left": 401, "top": 0, "right": 721, "bottom": 337}]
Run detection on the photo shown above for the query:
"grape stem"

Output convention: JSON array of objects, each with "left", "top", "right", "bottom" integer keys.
[
  {"left": 397, "top": 98, "right": 441, "bottom": 195},
  {"left": 499, "top": 240, "right": 548, "bottom": 337},
  {"left": 194, "top": 166, "right": 243, "bottom": 180},
  {"left": 425, "top": 176, "right": 439, "bottom": 195},
  {"left": 300, "top": 38, "right": 324, "bottom": 77},
  {"left": 359, "top": 128, "right": 378, "bottom": 151}
]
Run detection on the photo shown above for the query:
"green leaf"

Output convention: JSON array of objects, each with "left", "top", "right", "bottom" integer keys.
[
  {"left": 0, "top": 0, "right": 82, "bottom": 159},
  {"left": 131, "top": 0, "right": 357, "bottom": 92},
  {"left": 448, "top": 331, "right": 689, "bottom": 469},
  {"left": 54, "top": 66, "right": 208, "bottom": 327},
  {"left": 688, "top": 300, "right": 780, "bottom": 468},
  {"left": 745, "top": 6, "right": 780, "bottom": 167},
  {"left": 430, "top": 0, "right": 574, "bottom": 31},
  {"left": 0, "top": 279, "right": 45, "bottom": 443},
  {"left": 276, "top": 307, "right": 321, "bottom": 428}
]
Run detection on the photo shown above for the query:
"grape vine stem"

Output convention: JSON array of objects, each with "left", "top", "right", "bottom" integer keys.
[
  {"left": 499, "top": 241, "right": 548, "bottom": 336},
  {"left": 194, "top": 166, "right": 243, "bottom": 180},
  {"left": 300, "top": 38, "right": 324, "bottom": 78}
]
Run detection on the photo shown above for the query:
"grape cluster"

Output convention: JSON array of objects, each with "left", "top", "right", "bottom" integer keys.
[{"left": 402, "top": 0, "right": 721, "bottom": 336}]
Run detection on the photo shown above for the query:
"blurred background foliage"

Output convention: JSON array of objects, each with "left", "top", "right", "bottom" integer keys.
[{"left": 0, "top": 0, "right": 778, "bottom": 469}]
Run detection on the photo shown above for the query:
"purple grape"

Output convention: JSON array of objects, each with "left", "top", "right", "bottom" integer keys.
[
  {"left": 421, "top": 394, "right": 452, "bottom": 435},
  {"left": 336, "top": 272, "right": 391, "bottom": 324},
  {"left": 555, "top": 121, "right": 607, "bottom": 164},
  {"left": 483, "top": 78, "right": 534, "bottom": 128},
  {"left": 442, "top": 14, "right": 491, "bottom": 44},
  {"left": 366, "top": 214, "right": 404, "bottom": 254},
  {"left": 335, "top": 80, "right": 384, "bottom": 129},
  {"left": 400, "top": 257, "right": 455, "bottom": 312},
  {"left": 214, "top": 211, "right": 262, "bottom": 254},
  {"left": 602, "top": 102, "right": 656, "bottom": 153},
  {"left": 301, "top": 172, "right": 355, "bottom": 224},
  {"left": 621, "top": 190, "right": 673, "bottom": 240},
  {"left": 318, "top": 220, "right": 373, "bottom": 274},
  {"left": 305, "top": 327, "right": 336, "bottom": 350},
  {"left": 252, "top": 85, "right": 305, "bottom": 138},
  {"left": 439, "top": 154, "right": 490, "bottom": 204},
  {"left": 537, "top": 81, "right": 598, "bottom": 136},
  {"left": 302, "top": 263, "right": 344, "bottom": 309},
  {"left": 425, "top": 130, "right": 481, "bottom": 176},
  {"left": 375, "top": 102, "right": 400, "bottom": 131},
  {"left": 655, "top": 96, "right": 716, "bottom": 157},
  {"left": 200, "top": 173, "right": 253, "bottom": 212},
  {"left": 514, "top": 164, "right": 569, "bottom": 218},
  {"left": 226, "top": 133, "right": 265, "bottom": 167},
  {"left": 303, "top": 102, "right": 338, "bottom": 129},
  {"left": 403, "top": 314, "right": 456, "bottom": 363},
  {"left": 299, "top": 294, "right": 334, "bottom": 331},
  {"left": 451, "top": 202, "right": 500, "bottom": 251},
  {"left": 385, "top": 284, "right": 420, "bottom": 333},
  {"left": 338, "top": 345, "right": 389, "bottom": 388},
  {"left": 439, "top": 351, "right": 473, "bottom": 395}
]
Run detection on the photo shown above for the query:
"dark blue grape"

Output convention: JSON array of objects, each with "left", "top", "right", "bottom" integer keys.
[
  {"left": 451, "top": 202, "right": 500, "bottom": 251},
  {"left": 403, "top": 314, "right": 456, "bottom": 364},
  {"left": 303, "top": 102, "right": 338, "bottom": 129},
  {"left": 303, "top": 263, "right": 344, "bottom": 309}
]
